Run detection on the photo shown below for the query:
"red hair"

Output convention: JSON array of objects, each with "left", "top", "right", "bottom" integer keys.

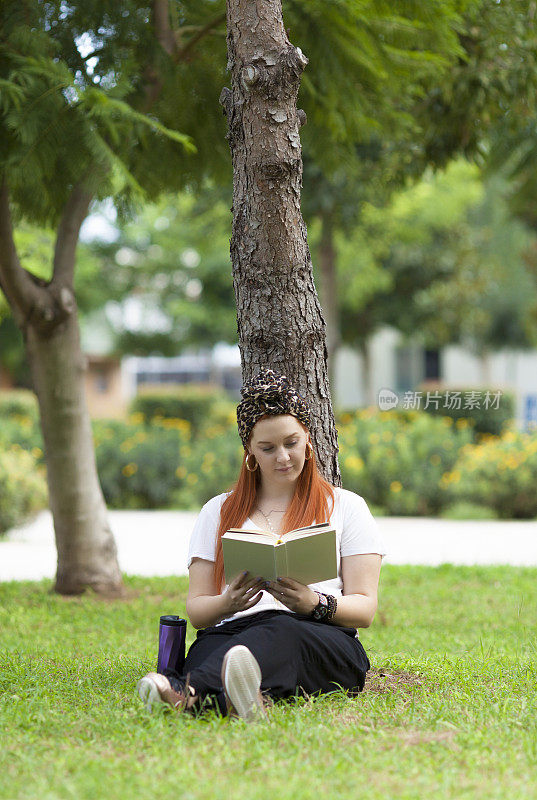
[{"left": 213, "top": 417, "right": 335, "bottom": 590}]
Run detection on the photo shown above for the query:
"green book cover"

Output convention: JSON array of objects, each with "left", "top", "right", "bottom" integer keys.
[{"left": 222, "top": 523, "right": 337, "bottom": 584}]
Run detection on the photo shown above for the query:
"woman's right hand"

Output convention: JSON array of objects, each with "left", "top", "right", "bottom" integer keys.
[{"left": 223, "top": 571, "right": 265, "bottom": 615}]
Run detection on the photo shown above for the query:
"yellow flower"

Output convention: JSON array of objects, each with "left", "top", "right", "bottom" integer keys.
[
  {"left": 175, "top": 466, "right": 187, "bottom": 479},
  {"left": 455, "top": 419, "right": 469, "bottom": 429},
  {"left": 129, "top": 412, "right": 145, "bottom": 425},
  {"left": 31, "top": 447, "right": 43, "bottom": 458},
  {"left": 345, "top": 455, "right": 364, "bottom": 472},
  {"left": 122, "top": 463, "right": 138, "bottom": 477},
  {"left": 442, "top": 417, "right": 453, "bottom": 427},
  {"left": 186, "top": 473, "right": 198, "bottom": 485},
  {"left": 369, "top": 433, "right": 380, "bottom": 445},
  {"left": 120, "top": 440, "right": 133, "bottom": 453},
  {"left": 390, "top": 481, "right": 402, "bottom": 493}
]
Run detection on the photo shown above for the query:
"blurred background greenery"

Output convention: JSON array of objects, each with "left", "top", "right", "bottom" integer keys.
[
  {"left": 2, "top": 385, "right": 537, "bottom": 536},
  {"left": 3, "top": 0, "right": 537, "bottom": 531}
]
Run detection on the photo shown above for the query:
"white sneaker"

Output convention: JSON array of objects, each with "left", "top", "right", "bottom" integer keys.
[
  {"left": 221, "top": 645, "right": 266, "bottom": 722},
  {"left": 136, "top": 672, "right": 190, "bottom": 712}
]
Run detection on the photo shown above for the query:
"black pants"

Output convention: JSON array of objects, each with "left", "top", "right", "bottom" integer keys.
[{"left": 163, "top": 610, "right": 370, "bottom": 715}]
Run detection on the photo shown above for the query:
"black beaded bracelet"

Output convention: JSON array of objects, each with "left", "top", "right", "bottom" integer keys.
[
  {"left": 311, "top": 592, "right": 337, "bottom": 622},
  {"left": 326, "top": 593, "right": 337, "bottom": 621}
]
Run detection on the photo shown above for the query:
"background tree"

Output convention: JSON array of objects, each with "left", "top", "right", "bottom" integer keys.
[
  {"left": 303, "top": 0, "right": 537, "bottom": 401},
  {"left": 338, "top": 159, "right": 537, "bottom": 393},
  {"left": 0, "top": 1, "right": 211, "bottom": 595},
  {"left": 0, "top": 0, "right": 516, "bottom": 589}
]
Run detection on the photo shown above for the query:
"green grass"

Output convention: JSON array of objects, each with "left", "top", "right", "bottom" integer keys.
[{"left": 1, "top": 566, "right": 536, "bottom": 800}]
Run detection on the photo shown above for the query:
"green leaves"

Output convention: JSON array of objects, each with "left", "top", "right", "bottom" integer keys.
[{"left": 1, "top": 14, "right": 196, "bottom": 224}]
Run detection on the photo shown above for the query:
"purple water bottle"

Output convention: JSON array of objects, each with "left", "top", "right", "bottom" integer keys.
[{"left": 157, "top": 615, "right": 187, "bottom": 675}]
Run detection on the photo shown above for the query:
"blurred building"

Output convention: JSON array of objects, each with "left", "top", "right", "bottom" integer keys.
[
  {"left": 2, "top": 322, "right": 537, "bottom": 429},
  {"left": 334, "top": 326, "right": 537, "bottom": 429},
  {"left": 81, "top": 344, "right": 242, "bottom": 418}
]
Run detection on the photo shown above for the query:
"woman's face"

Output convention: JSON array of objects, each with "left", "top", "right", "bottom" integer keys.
[{"left": 247, "top": 415, "right": 309, "bottom": 484}]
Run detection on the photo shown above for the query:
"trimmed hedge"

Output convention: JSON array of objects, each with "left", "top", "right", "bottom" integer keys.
[
  {"left": 0, "top": 389, "right": 39, "bottom": 420},
  {"left": 130, "top": 384, "right": 235, "bottom": 437}
]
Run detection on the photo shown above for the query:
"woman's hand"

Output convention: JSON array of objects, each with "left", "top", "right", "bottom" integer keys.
[
  {"left": 222, "top": 571, "right": 265, "bottom": 616},
  {"left": 265, "top": 577, "right": 318, "bottom": 615}
]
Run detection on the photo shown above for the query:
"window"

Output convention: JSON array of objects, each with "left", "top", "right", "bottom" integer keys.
[{"left": 424, "top": 349, "right": 441, "bottom": 381}]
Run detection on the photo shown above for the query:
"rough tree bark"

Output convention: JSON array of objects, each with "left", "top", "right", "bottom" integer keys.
[
  {"left": 0, "top": 179, "right": 124, "bottom": 596},
  {"left": 221, "top": 0, "right": 341, "bottom": 484}
]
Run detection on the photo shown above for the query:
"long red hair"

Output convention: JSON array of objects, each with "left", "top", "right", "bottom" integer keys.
[{"left": 213, "top": 417, "right": 335, "bottom": 590}]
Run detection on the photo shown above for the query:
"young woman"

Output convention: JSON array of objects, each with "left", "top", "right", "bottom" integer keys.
[{"left": 137, "top": 367, "right": 387, "bottom": 720}]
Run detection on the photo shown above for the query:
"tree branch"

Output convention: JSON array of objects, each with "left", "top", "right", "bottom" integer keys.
[
  {"left": 0, "top": 177, "right": 41, "bottom": 326},
  {"left": 153, "top": 0, "right": 176, "bottom": 56},
  {"left": 52, "top": 182, "right": 92, "bottom": 288},
  {"left": 141, "top": 3, "right": 226, "bottom": 113},
  {"left": 174, "top": 13, "right": 226, "bottom": 62}
]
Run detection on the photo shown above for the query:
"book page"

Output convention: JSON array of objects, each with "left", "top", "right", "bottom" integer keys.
[
  {"left": 223, "top": 531, "right": 278, "bottom": 545},
  {"left": 226, "top": 528, "right": 277, "bottom": 540},
  {"left": 283, "top": 525, "right": 335, "bottom": 542}
]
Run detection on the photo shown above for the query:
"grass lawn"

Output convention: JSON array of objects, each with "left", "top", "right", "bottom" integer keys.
[{"left": 1, "top": 565, "right": 536, "bottom": 800}]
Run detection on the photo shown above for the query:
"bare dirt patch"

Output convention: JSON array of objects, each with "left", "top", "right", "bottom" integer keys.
[{"left": 364, "top": 667, "right": 427, "bottom": 694}]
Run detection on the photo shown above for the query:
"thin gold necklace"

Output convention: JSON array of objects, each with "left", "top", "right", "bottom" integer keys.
[{"left": 257, "top": 506, "right": 286, "bottom": 535}]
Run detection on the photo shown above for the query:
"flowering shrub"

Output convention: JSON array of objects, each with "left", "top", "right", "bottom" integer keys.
[
  {"left": 2, "top": 393, "right": 534, "bottom": 518},
  {"left": 337, "top": 409, "right": 473, "bottom": 515},
  {"left": 92, "top": 415, "right": 243, "bottom": 509},
  {"left": 93, "top": 418, "right": 191, "bottom": 509},
  {"left": 0, "top": 415, "right": 44, "bottom": 457},
  {"left": 441, "top": 429, "right": 537, "bottom": 519},
  {"left": 0, "top": 446, "right": 48, "bottom": 534},
  {"left": 418, "top": 386, "right": 515, "bottom": 438}
]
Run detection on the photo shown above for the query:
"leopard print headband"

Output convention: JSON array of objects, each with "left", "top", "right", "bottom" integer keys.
[{"left": 236, "top": 367, "right": 311, "bottom": 448}]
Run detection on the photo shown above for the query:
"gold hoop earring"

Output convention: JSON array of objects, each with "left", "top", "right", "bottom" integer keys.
[
  {"left": 304, "top": 442, "right": 313, "bottom": 461},
  {"left": 245, "top": 453, "right": 258, "bottom": 472}
]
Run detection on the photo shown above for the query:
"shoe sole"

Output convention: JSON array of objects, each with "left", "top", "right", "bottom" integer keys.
[
  {"left": 221, "top": 645, "right": 265, "bottom": 722},
  {"left": 136, "top": 676, "right": 166, "bottom": 712}
]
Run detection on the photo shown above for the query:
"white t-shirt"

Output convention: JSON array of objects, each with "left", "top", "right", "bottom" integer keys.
[{"left": 187, "top": 486, "right": 387, "bottom": 626}]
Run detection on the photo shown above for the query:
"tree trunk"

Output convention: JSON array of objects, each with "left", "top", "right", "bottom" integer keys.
[
  {"left": 318, "top": 211, "right": 340, "bottom": 392},
  {"left": 25, "top": 313, "right": 123, "bottom": 595},
  {"left": 221, "top": 0, "right": 340, "bottom": 485},
  {"left": 480, "top": 348, "right": 492, "bottom": 385},
  {"left": 359, "top": 340, "right": 374, "bottom": 407},
  {"left": 0, "top": 179, "right": 124, "bottom": 595}
]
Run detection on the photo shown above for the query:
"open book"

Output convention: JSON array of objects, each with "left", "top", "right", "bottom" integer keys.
[{"left": 222, "top": 522, "right": 337, "bottom": 585}]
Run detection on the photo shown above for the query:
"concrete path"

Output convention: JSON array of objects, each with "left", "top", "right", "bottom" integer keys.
[{"left": 1, "top": 510, "right": 536, "bottom": 582}]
